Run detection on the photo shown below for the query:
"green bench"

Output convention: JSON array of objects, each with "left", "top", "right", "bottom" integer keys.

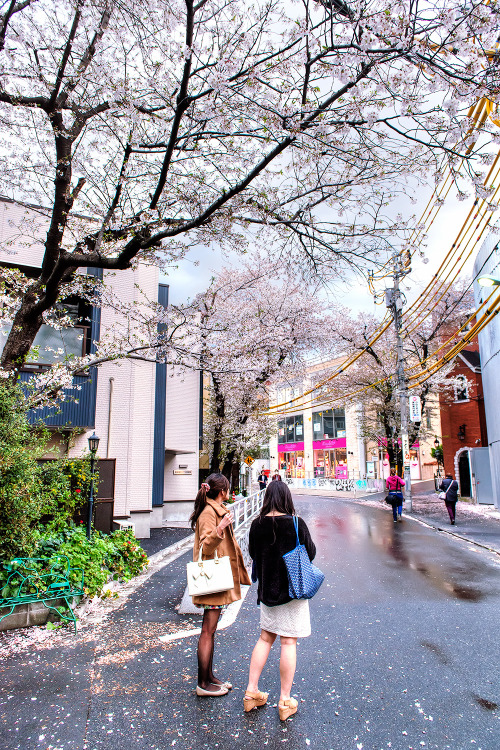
[{"left": 0, "top": 555, "right": 84, "bottom": 634}]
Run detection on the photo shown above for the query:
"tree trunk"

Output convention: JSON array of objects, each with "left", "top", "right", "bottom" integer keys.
[
  {"left": 1, "top": 297, "right": 44, "bottom": 372},
  {"left": 221, "top": 450, "right": 235, "bottom": 482},
  {"left": 231, "top": 461, "right": 239, "bottom": 493},
  {"left": 209, "top": 375, "right": 225, "bottom": 474}
]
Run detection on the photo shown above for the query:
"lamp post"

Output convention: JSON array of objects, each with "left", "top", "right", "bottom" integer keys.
[
  {"left": 433, "top": 436, "right": 444, "bottom": 489},
  {"left": 86, "top": 433, "right": 100, "bottom": 540}
]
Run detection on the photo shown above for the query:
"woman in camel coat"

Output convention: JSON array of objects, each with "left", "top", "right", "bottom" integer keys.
[{"left": 190, "top": 472, "right": 251, "bottom": 697}]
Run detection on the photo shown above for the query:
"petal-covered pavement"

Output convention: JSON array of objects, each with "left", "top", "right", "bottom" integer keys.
[{"left": 1, "top": 496, "right": 499, "bottom": 750}]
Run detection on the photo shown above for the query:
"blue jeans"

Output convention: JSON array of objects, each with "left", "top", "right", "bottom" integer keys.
[{"left": 392, "top": 505, "right": 402, "bottom": 521}]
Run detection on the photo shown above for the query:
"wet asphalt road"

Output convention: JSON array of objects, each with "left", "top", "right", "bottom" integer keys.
[{"left": 1, "top": 496, "right": 500, "bottom": 750}]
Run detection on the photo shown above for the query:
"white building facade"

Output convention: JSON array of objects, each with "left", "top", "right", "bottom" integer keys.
[
  {"left": 0, "top": 199, "right": 200, "bottom": 535},
  {"left": 473, "top": 228, "right": 500, "bottom": 509}
]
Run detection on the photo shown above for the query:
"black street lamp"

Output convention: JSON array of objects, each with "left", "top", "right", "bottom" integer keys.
[
  {"left": 433, "top": 436, "right": 443, "bottom": 482},
  {"left": 86, "top": 433, "right": 100, "bottom": 540}
]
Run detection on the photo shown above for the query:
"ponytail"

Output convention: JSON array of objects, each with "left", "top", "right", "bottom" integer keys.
[{"left": 189, "top": 473, "right": 230, "bottom": 529}]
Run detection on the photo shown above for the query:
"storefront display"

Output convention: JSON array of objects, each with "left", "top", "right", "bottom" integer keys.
[
  {"left": 277, "top": 442, "right": 305, "bottom": 478},
  {"left": 313, "top": 442, "right": 347, "bottom": 478}
]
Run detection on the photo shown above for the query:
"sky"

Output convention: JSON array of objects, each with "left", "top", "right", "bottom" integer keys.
[{"left": 162, "top": 175, "right": 483, "bottom": 315}]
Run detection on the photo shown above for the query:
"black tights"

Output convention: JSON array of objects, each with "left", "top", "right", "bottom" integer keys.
[{"left": 197, "top": 608, "right": 222, "bottom": 689}]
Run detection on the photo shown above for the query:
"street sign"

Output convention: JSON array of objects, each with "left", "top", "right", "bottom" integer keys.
[
  {"left": 409, "top": 394, "right": 421, "bottom": 422},
  {"left": 402, "top": 433, "right": 410, "bottom": 470},
  {"left": 244, "top": 456, "right": 255, "bottom": 466}
]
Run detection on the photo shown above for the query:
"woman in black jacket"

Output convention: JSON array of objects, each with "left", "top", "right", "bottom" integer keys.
[
  {"left": 439, "top": 473, "right": 459, "bottom": 524},
  {"left": 243, "top": 481, "right": 316, "bottom": 721}
]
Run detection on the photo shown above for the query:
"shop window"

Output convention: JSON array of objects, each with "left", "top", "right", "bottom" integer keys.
[
  {"left": 313, "top": 414, "right": 323, "bottom": 439},
  {"left": 313, "top": 408, "right": 346, "bottom": 439},
  {"left": 278, "top": 419, "right": 286, "bottom": 444},
  {"left": 294, "top": 414, "right": 304, "bottom": 439},
  {"left": 334, "top": 409, "right": 346, "bottom": 437},
  {"left": 278, "top": 415, "right": 304, "bottom": 444}
]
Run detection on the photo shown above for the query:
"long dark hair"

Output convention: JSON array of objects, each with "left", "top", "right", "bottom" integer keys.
[
  {"left": 259, "top": 480, "right": 295, "bottom": 518},
  {"left": 190, "top": 472, "right": 230, "bottom": 530}
]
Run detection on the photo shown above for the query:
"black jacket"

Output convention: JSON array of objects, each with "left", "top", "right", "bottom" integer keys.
[
  {"left": 440, "top": 478, "right": 459, "bottom": 502},
  {"left": 248, "top": 515, "right": 316, "bottom": 607}
]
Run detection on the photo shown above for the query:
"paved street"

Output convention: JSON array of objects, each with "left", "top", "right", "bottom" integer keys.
[{"left": 1, "top": 496, "right": 500, "bottom": 750}]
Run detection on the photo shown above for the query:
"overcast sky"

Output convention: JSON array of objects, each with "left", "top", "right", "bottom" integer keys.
[{"left": 162, "top": 176, "right": 482, "bottom": 313}]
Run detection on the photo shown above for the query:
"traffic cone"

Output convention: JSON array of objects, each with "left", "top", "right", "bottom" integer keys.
[{"left": 232, "top": 491, "right": 236, "bottom": 503}]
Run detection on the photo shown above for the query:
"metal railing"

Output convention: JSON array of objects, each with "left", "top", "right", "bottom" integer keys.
[{"left": 231, "top": 489, "right": 265, "bottom": 531}]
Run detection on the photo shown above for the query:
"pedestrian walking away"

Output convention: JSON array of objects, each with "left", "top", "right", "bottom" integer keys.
[
  {"left": 439, "top": 473, "right": 459, "bottom": 525},
  {"left": 386, "top": 467, "right": 405, "bottom": 523},
  {"left": 257, "top": 467, "right": 268, "bottom": 491},
  {"left": 245, "top": 481, "right": 317, "bottom": 721},
  {"left": 189, "top": 473, "right": 251, "bottom": 697}
]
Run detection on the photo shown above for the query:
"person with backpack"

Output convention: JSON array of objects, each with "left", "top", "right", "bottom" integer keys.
[
  {"left": 386, "top": 467, "right": 405, "bottom": 523},
  {"left": 439, "top": 473, "right": 459, "bottom": 525}
]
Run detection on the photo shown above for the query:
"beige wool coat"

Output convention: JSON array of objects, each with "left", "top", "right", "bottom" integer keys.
[{"left": 192, "top": 498, "right": 251, "bottom": 607}]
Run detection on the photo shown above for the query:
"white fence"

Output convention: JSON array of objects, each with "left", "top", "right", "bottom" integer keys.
[{"left": 231, "top": 489, "right": 265, "bottom": 531}]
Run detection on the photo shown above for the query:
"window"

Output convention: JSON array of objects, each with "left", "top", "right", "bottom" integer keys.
[
  {"left": 312, "top": 408, "right": 346, "bottom": 439},
  {"left": 454, "top": 375, "right": 469, "bottom": 402},
  {"left": 425, "top": 410, "right": 432, "bottom": 429},
  {"left": 0, "top": 296, "right": 92, "bottom": 368},
  {"left": 278, "top": 419, "right": 286, "bottom": 444},
  {"left": 278, "top": 415, "right": 304, "bottom": 443}
]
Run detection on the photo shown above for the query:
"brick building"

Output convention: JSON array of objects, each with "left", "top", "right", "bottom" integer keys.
[{"left": 439, "top": 346, "right": 488, "bottom": 497}]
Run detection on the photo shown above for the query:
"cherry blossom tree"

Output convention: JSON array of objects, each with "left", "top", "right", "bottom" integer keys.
[
  {"left": 0, "top": 0, "right": 498, "bottom": 375},
  {"left": 316, "top": 281, "right": 475, "bottom": 470},
  {"left": 175, "top": 261, "right": 333, "bottom": 482}
]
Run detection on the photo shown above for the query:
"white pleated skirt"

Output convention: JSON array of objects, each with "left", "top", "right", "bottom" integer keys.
[{"left": 260, "top": 599, "right": 311, "bottom": 638}]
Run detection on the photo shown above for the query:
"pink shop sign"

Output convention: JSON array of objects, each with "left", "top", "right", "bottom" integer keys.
[
  {"left": 312, "top": 438, "right": 347, "bottom": 450},
  {"left": 278, "top": 442, "right": 305, "bottom": 452}
]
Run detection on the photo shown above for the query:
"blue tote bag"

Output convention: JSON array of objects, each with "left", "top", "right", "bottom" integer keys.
[{"left": 282, "top": 516, "right": 325, "bottom": 599}]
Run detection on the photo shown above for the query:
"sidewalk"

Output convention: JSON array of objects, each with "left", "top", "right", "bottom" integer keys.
[{"left": 139, "top": 527, "right": 192, "bottom": 557}]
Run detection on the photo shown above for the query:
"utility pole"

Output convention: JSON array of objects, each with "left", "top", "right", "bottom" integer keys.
[{"left": 385, "top": 253, "right": 412, "bottom": 511}]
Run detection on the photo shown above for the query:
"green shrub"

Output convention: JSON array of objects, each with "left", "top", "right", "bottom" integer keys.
[
  {"left": 0, "top": 384, "right": 52, "bottom": 559},
  {"left": 0, "top": 383, "right": 97, "bottom": 560},
  {"left": 35, "top": 525, "right": 148, "bottom": 597}
]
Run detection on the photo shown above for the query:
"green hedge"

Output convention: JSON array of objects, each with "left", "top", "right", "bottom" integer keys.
[{"left": 34, "top": 525, "right": 148, "bottom": 598}]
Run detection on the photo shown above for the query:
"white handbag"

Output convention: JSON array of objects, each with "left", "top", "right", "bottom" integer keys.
[
  {"left": 438, "top": 491, "right": 447, "bottom": 500},
  {"left": 187, "top": 545, "right": 234, "bottom": 597}
]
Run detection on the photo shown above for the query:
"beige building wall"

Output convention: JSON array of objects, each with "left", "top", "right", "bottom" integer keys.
[
  {"left": 163, "top": 364, "right": 200, "bottom": 523},
  {"left": 69, "top": 264, "right": 159, "bottom": 535}
]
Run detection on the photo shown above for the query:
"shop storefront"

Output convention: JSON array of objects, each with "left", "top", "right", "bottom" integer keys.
[
  {"left": 278, "top": 443, "right": 305, "bottom": 478},
  {"left": 277, "top": 414, "right": 305, "bottom": 478},
  {"left": 312, "top": 409, "right": 347, "bottom": 478},
  {"left": 313, "top": 439, "right": 347, "bottom": 478}
]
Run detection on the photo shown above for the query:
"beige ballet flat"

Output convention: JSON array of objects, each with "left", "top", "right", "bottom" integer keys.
[
  {"left": 278, "top": 697, "right": 298, "bottom": 720},
  {"left": 243, "top": 689, "right": 268, "bottom": 712},
  {"left": 211, "top": 680, "right": 232, "bottom": 690},
  {"left": 196, "top": 684, "right": 229, "bottom": 697}
]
